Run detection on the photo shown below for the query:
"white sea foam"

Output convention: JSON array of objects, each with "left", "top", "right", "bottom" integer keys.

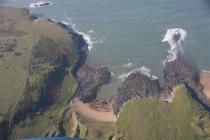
[
  {"left": 123, "top": 62, "right": 133, "bottom": 68},
  {"left": 60, "top": 17, "right": 95, "bottom": 52},
  {"left": 162, "top": 28, "right": 187, "bottom": 62},
  {"left": 29, "top": 1, "right": 52, "bottom": 8},
  {"left": 118, "top": 66, "right": 158, "bottom": 81},
  {"left": 88, "top": 30, "right": 94, "bottom": 34},
  {"left": 111, "top": 71, "right": 115, "bottom": 76},
  {"left": 202, "top": 70, "right": 210, "bottom": 74}
]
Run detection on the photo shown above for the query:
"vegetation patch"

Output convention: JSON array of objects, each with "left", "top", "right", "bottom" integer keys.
[{"left": 118, "top": 85, "right": 210, "bottom": 140}]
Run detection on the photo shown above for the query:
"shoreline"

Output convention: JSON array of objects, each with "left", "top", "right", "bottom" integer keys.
[
  {"left": 55, "top": 18, "right": 112, "bottom": 103},
  {"left": 6, "top": 6, "right": 210, "bottom": 123},
  {"left": 200, "top": 71, "right": 210, "bottom": 100},
  {"left": 72, "top": 98, "right": 117, "bottom": 122}
]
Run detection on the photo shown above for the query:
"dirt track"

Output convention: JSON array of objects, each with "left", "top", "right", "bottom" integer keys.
[
  {"left": 72, "top": 98, "right": 117, "bottom": 122},
  {"left": 200, "top": 71, "right": 210, "bottom": 100}
]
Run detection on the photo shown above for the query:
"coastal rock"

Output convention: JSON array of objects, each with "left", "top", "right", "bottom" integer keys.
[
  {"left": 113, "top": 71, "right": 161, "bottom": 115},
  {"left": 163, "top": 54, "right": 210, "bottom": 111},
  {"left": 113, "top": 54, "right": 206, "bottom": 115},
  {"left": 163, "top": 54, "right": 202, "bottom": 96},
  {"left": 78, "top": 65, "right": 111, "bottom": 103}
]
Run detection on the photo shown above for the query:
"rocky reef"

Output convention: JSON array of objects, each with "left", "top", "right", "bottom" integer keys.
[
  {"left": 77, "top": 64, "right": 111, "bottom": 103},
  {"left": 113, "top": 70, "right": 161, "bottom": 115}
]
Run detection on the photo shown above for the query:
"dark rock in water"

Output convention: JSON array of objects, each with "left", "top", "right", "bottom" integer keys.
[
  {"left": 113, "top": 71, "right": 161, "bottom": 115},
  {"left": 78, "top": 65, "right": 111, "bottom": 103},
  {"left": 163, "top": 54, "right": 202, "bottom": 94},
  {"left": 173, "top": 33, "right": 181, "bottom": 43},
  {"left": 39, "top": 2, "right": 51, "bottom": 7}
]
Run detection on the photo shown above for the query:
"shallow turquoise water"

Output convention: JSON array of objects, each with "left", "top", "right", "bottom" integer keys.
[{"left": 1, "top": 0, "right": 210, "bottom": 98}]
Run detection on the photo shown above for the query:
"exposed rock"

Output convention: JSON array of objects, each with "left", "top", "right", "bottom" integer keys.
[
  {"left": 113, "top": 54, "right": 209, "bottom": 115},
  {"left": 78, "top": 64, "right": 111, "bottom": 103},
  {"left": 113, "top": 71, "right": 161, "bottom": 115},
  {"left": 162, "top": 54, "right": 210, "bottom": 110},
  {"left": 163, "top": 54, "right": 201, "bottom": 94}
]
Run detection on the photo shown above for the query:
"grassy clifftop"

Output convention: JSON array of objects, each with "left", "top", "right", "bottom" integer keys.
[
  {"left": 0, "top": 6, "right": 79, "bottom": 139},
  {"left": 118, "top": 85, "right": 210, "bottom": 140}
]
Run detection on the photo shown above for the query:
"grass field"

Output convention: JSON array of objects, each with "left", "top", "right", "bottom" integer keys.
[
  {"left": 77, "top": 115, "right": 117, "bottom": 140},
  {"left": 0, "top": 6, "right": 80, "bottom": 139},
  {"left": 13, "top": 72, "right": 77, "bottom": 139},
  {"left": 118, "top": 85, "right": 210, "bottom": 140}
]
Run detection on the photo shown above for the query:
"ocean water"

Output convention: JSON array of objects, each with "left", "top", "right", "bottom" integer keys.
[{"left": 1, "top": 0, "right": 210, "bottom": 98}]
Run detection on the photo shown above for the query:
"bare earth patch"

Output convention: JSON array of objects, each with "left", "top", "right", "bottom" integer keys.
[
  {"left": 72, "top": 98, "right": 117, "bottom": 122},
  {"left": 200, "top": 71, "right": 210, "bottom": 100}
]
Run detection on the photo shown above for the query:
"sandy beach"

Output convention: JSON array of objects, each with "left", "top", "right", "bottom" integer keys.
[
  {"left": 72, "top": 98, "right": 117, "bottom": 122},
  {"left": 200, "top": 71, "right": 210, "bottom": 100}
]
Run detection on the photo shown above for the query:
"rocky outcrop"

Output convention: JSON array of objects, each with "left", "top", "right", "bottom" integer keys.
[
  {"left": 77, "top": 65, "right": 111, "bottom": 103},
  {"left": 113, "top": 53, "right": 210, "bottom": 115},
  {"left": 163, "top": 54, "right": 202, "bottom": 94},
  {"left": 113, "top": 71, "right": 161, "bottom": 115},
  {"left": 162, "top": 54, "right": 210, "bottom": 110}
]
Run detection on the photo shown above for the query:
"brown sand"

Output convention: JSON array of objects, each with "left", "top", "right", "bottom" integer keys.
[
  {"left": 200, "top": 71, "right": 210, "bottom": 100},
  {"left": 72, "top": 98, "right": 117, "bottom": 122}
]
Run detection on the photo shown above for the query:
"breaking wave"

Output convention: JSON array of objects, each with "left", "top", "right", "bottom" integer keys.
[
  {"left": 123, "top": 62, "right": 133, "bottom": 68},
  {"left": 60, "top": 17, "right": 96, "bottom": 52},
  {"left": 118, "top": 66, "right": 158, "bottom": 81},
  {"left": 162, "top": 28, "right": 187, "bottom": 62},
  {"left": 29, "top": 1, "right": 53, "bottom": 8}
]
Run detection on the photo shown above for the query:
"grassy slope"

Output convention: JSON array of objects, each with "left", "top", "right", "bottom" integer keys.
[
  {"left": 0, "top": 7, "right": 33, "bottom": 114},
  {"left": 0, "top": 6, "right": 78, "bottom": 138},
  {"left": 118, "top": 86, "right": 210, "bottom": 140},
  {"left": 77, "top": 115, "right": 116, "bottom": 140},
  {"left": 14, "top": 73, "right": 77, "bottom": 138}
]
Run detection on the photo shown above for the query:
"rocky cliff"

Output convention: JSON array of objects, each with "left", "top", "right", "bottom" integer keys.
[
  {"left": 163, "top": 54, "right": 201, "bottom": 94},
  {"left": 113, "top": 53, "right": 210, "bottom": 115},
  {"left": 77, "top": 64, "right": 111, "bottom": 103},
  {"left": 163, "top": 54, "right": 210, "bottom": 111},
  {"left": 113, "top": 71, "right": 161, "bottom": 115}
]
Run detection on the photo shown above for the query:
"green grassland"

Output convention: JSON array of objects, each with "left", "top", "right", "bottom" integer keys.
[
  {"left": 0, "top": 8, "right": 33, "bottom": 115},
  {"left": 77, "top": 115, "right": 117, "bottom": 140},
  {"left": 0, "top": 6, "right": 79, "bottom": 139},
  {"left": 0, "top": 6, "right": 75, "bottom": 113},
  {"left": 13, "top": 73, "right": 77, "bottom": 138},
  {"left": 118, "top": 85, "right": 210, "bottom": 140}
]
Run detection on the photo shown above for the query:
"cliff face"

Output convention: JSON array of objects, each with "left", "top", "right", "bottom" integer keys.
[
  {"left": 113, "top": 72, "right": 161, "bottom": 115},
  {"left": 163, "top": 55, "right": 202, "bottom": 94},
  {"left": 164, "top": 55, "right": 210, "bottom": 111},
  {"left": 77, "top": 65, "right": 111, "bottom": 103}
]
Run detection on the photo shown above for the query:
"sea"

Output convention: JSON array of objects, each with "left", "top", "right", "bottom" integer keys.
[{"left": 1, "top": 0, "right": 210, "bottom": 98}]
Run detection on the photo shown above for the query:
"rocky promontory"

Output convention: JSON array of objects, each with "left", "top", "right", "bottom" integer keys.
[
  {"left": 163, "top": 54, "right": 202, "bottom": 94},
  {"left": 113, "top": 53, "right": 209, "bottom": 115},
  {"left": 77, "top": 64, "right": 111, "bottom": 103},
  {"left": 113, "top": 70, "right": 161, "bottom": 115}
]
